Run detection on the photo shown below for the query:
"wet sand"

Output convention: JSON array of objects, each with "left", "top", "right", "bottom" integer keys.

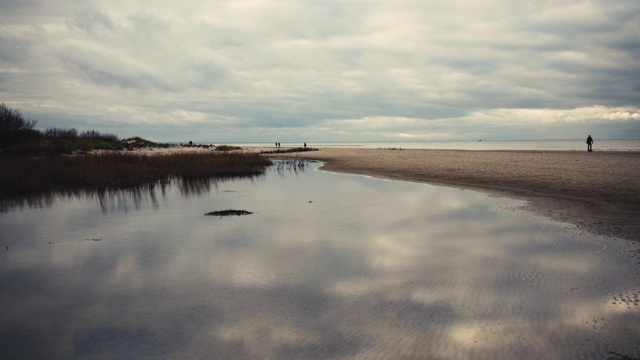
[{"left": 268, "top": 148, "right": 640, "bottom": 242}]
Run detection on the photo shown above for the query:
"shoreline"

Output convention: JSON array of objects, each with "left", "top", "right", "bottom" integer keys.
[{"left": 267, "top": 148, "right": 640, "bottom": 242}]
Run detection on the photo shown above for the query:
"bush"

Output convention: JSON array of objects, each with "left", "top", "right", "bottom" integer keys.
[
  {"left": 122, "top": 137, "right": 156, "bottom": 148},
  {"left": 215, "top": 145, "right": 243, "bottom": 151},
  {"left": 44, "top": 127, "right": 78, "bottom": 139},
  {"left": 0, "top": 103, "right": 39, "bottom": 147},
  {"left": 80, "top": 130, "right": 119, "bottom": 142}
]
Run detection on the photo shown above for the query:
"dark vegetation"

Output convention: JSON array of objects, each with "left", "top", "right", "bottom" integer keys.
[
  {"left": 0, "top": 102, "right": 39, "bottom": 147},
  {"left": 1, "top": 102, "right": 169, "bottom": 155},
  {"left": 5, "top": 135, "right": 160, "bottom": 155},
  {"left": 0, "top": 152, "right": 272, "bottom": 195},
  {"left": 179, "top": 140, "right": 214, "bottom": 149},
  {"left": 215, "top": 145, "right": 243, "bottom": 151},
  {"left": 0, "top": 103, "right": 273, "bottom": 196},
  {"left": 260, "top": 147, "right": 318, "bottom": 154},
  {"left": 205, "top": 209, "right": 253, "bottom": 217}
]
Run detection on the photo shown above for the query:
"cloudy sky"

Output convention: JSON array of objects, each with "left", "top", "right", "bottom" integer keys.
[{"left": 1, "top": 0, "right": 639, "bottom": 142}]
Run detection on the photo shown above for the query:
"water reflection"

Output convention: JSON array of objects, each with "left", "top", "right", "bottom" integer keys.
[
  {"left": 0, "top": 191, "right": 56, "bottom": 212},
  {"left": 273, "top": 159, "right": 309, "bottom": 175},
  {"left": 0, "top": 172, "right": 267, "bottom": 214},
  {"left": 0, "top": 161, "right": 638, "bottom": 359}
]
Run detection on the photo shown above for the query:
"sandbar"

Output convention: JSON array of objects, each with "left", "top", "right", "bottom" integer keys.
[{"left": 268, "top": 148, "right": 640, "bottom": 242}]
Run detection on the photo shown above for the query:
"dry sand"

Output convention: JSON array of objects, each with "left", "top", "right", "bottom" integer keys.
[{"left": 267, "top": 148, "right": 640, "bottom": 242}]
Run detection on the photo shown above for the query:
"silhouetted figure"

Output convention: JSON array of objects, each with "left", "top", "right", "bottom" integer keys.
[
  {"left": 304, "top": 142, "right": 307, "bottom": 148},
  {"left": 586, "top": 135, "right": 593, "bottom": 152}
]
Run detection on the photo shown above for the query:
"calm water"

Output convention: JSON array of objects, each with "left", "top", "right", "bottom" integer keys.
[
  {"left": 232, "top": 139, "right": 640, "bottom": 151},
  {"left": 1, "top": 161, "right": 639, "bottom": 359}
]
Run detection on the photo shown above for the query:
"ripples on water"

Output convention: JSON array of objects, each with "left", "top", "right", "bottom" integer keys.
[{"left": 1, "top": 161, "right": 639, "bottom": 359}]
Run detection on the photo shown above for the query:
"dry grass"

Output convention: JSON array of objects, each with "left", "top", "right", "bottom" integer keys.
[{"left": 0, "top": 152, "right": 272, "bottom": 195}]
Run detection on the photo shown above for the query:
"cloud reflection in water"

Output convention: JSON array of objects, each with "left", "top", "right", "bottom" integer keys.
[{"left": 0, "top": 161, "right": 638, "bottom": 359}]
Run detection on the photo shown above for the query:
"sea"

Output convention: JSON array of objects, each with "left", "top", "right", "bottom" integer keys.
[{"left": 209, "top": 139, "right": 640, "bottom": 151}]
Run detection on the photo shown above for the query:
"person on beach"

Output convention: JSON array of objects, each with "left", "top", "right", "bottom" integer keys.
[{"left": 586, "top": 135, "right": 593, "bottom": 152}]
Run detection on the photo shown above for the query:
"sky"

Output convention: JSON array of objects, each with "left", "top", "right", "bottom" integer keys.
[{"left": 1, "top": 0, "right": 639, "bottom": 143}]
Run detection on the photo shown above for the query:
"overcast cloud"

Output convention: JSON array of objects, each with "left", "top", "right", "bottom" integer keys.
[{"left": 1, "top": 0, "right": 639, "bottom": 142}]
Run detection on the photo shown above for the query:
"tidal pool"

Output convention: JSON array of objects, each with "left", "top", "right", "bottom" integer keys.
[{"left": 1, "top": 161, "right": 639, "bottom": 359}]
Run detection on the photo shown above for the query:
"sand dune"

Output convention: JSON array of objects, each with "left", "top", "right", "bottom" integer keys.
[{"left": 268, "top": 148, "right": 640, "bottom": 242}]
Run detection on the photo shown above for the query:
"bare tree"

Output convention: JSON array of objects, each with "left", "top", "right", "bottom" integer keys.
[{"left": 0, "top": 103, "right": 39, "bottom": 147}]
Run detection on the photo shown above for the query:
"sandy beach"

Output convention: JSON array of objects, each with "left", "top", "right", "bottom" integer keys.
[{"left": 267, "top": 148, "right": 640, "bottom": 242}]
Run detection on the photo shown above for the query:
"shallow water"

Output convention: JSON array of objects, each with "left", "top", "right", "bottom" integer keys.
[{"left": 1, "top": 161, "right": 639, "bottom": 359}]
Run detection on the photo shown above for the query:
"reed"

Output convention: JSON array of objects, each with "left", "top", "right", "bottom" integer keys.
[
  {"left": 274, "top": 160, "right": 308, "bottom": 171},
  {"left": 0, "top": 152, "right": 272, "bottom": 195}
]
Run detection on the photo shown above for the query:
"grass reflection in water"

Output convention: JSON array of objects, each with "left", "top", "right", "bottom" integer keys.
[{"left": 0, "top": 152, "right": 272, "bottom": 212}]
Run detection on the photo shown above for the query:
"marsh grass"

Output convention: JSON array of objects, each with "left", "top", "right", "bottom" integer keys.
[{"left": 0, "top": 152, "right": 272, "bottom": 195}]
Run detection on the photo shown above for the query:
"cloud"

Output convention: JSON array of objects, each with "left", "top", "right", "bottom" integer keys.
[
  {"left": 310, "top": 106, "right": 640, "bottom": 141},
  {"left": 0, "top": 0, "right": 639, "bottom": 141}
]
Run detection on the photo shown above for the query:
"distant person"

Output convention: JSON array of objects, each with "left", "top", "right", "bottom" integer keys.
[
  {"left": 304, "top": 142, "right": 307, "bottom": 148},
  {"left": 586, "top": 135, "right": 593, "bottom": 152}
]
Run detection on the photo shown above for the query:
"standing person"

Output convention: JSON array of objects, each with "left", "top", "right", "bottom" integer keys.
[{"left": 586, "top": 135, "right": 593, "bottom": 152}]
